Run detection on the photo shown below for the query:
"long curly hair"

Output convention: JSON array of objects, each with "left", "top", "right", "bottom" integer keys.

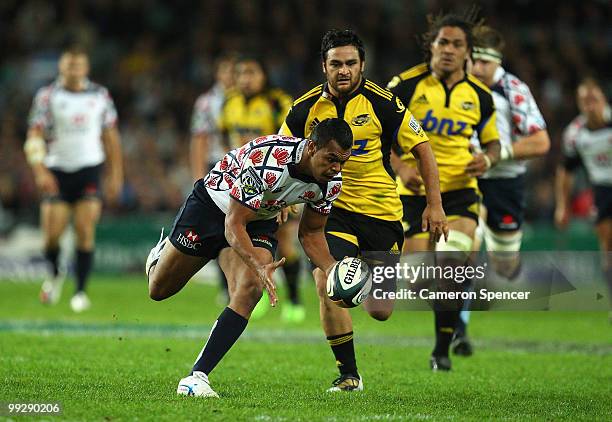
[{"left": 420, "top": 7, "right": 483, "bottom": 63}]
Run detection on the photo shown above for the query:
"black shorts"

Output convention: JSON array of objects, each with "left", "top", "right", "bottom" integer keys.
[
  {"left": 594, "top": 185, "right": 612, "bottom": 223},
  {"left": 47, "top": 164, "right": 103, "bottom": 204},
  {"left": 325, "top": 207, "right": 404, "bottom": 259},
  {"left": 325, "top": 207, "right": 403, "bottom": 295},
  {"left": 478, "top": 176, "right": 525, "bottom": 232},
  {"left": 169, "top": 181, "right": 279, "bottom": 260},
  {"left": 401, "top": 188, "right": 480, "bottom": 237}
]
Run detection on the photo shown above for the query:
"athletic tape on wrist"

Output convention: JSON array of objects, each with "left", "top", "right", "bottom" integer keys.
[
  {"left": 500, "top": 144, "right": 514, "bottom": 161},
  {"left": 24, "top": 137, "right": 46, "bottom": 165},
  {"left": 482, "top": 154, "right": 492, "bottom": 170}
]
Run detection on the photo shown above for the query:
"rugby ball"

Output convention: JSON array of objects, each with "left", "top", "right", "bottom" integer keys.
[{"left": 326, "top": 257, "right": 372, "bottom": 308}]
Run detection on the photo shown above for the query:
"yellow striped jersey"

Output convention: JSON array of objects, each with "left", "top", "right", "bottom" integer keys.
[
  {"left": 387, "top": 63, "right": 499, "bottom": 195},
  {"left": 279, "top": 78, "right": 428, "bottom": 221}
]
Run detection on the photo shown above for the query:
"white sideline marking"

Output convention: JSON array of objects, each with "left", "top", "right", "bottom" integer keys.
[{"left": 0, "top": 320, "right": 610, "bottom": 356}]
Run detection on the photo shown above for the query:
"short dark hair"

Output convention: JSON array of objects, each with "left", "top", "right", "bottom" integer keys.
[
  {"left": 321, "top": 29, "right": 365, "bottom": 62},
  {"left": 214, "top": 51, "right": 238, "bottom": 71},
  {"left": 421, "top": 8, "right": 482, "bottom": 63},
  {"left": 235, "top": 54, "right": 269, "bottom": 88},
  {"left": 236, "top": 54, "right": 268, "bottom": 76},
  {"left": 61, "top": 45, "right": 89, "bottom": 58},
  {"left": 311, "top": 118, "right": 353, "bottom": 150}
]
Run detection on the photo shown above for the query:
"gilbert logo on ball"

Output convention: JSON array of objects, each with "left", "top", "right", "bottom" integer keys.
[{"left": 326, "top": 257, "right": 373, "bottom": 308}]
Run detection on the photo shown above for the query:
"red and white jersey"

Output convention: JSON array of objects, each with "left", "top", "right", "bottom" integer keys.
[
  {"left": 562, "top": 111, "right": 612, "bottom": 187},
  {"left": 203, "top": 134, "right": 343, "bottom": 220},
  {"left": 28, "top": 79, "right": 118, "bottom": 172},
  {"left": 476, "top": 67, "right": 547, "bottom": 179}
]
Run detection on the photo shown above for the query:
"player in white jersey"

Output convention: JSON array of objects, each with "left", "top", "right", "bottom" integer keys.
[
  {"left": 556, "top": 78, "right": 612, "bottom": 311},
  {"left": 145, "top": 119, "right": 353, "bottom": 397},
  {"left": 24, "top": 47, "right": 123, "bottom": 312},
  {"left": 190, "top": 53, "right": 236, "bottom": 179},
  {"left": 190, "top": 53, "right": 236, "bottom": 304},
  {"left": 455, "top": 26, "right": 551, "bottom": 355}
]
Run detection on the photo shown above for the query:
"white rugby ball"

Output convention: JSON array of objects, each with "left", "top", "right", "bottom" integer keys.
[{"left": 326, "top": 257, "right": 372, "bottom": 308}]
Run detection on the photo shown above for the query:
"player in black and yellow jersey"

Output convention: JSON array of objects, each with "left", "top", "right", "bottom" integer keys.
[
  {"left": 387, "top": 12, "right": 502, "bottom": 372},
  {"left": 219, "top": 56, "right": 293, "bottom": 149},
  {"left": 280, "top": 29, "right": 448, "bottom": 391},
  {"left": 218, "top": 55, "right": 304, "bottom": 322}
]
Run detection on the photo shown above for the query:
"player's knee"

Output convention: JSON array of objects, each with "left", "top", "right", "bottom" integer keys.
[
  {"left": 436, "top": 230, "right": 473, "bottom": 255},
  {"left": 485, "top": 228, "right": 522, "bottom": 278},
  {"left": 43, "top": 233, "right": 62, "bottom": 250},
  {"left": 75, "top": 225, "right": 95, "bottom": 243},
  {"left": 148, "top": 283, "right": 167, "bottom": 301},
  {"left": 368, "top": 309, "right": 392, "bottom": 321},
  {"left": 365, "top": 296, "right": 394, "bottom": 321},
  {"left": 436, "top": 230, "right": 473, "bottom": 267},
  {"left": 484, "top": 227, "right": 522, "bottom": 253},
  {"left": 147, "top": 272, "right": 170, "bottom": 301}
]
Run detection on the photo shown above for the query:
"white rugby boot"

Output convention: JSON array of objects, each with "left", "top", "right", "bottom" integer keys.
[
  {"left": 39, "top": 273, "right": 65, "bottom": 305},
  {"left": 70, "top": 291, "right": 91, "bottom": 313},
  {"left": 177, "top": 371, "right": 219, "bottom": 398},
  {"left": 145, "top": 229, "right": 166, "bottom": 276}
]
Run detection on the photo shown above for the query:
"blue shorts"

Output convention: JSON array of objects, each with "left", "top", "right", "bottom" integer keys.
[
  {"left": 594, "top": 185, "right": 612, "bottom": 223},
  {"left": 168, "top": 180, "right": 279, "bottom": 260},
  {"left": 478, "top": 176, "right": 525, "bottom": 232}
]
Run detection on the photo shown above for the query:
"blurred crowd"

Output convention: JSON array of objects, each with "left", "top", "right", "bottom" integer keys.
[{"left": 0, "top": 0, "right": 610, "bottom": 225}]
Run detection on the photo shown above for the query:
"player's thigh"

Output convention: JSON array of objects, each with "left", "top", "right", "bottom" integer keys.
[
  {"left": 400, "top": 194, "right": 428, "bottom": 248},
  {"left": 276, "top": 218, "right": 299, "bottom": 256},
  {"left": 403, "top": 236, "right": 431, "bottom": 253},
  {"left": 40, "top": 200, "right": 71, "bottom": 241},
  {"left": 154, "top": 184, "right": 227, "bottom": 298},
  {"left": 448, "top": 216, "right": 477, "bottom": 238},
  {"left": 357, "top": 216, "right": 404, "bottom": 319},
  {"left": 319, "top": 211, "right": 360, "bottom": 297},
  {"left": 217, "top": 213, "right": 279, "bottom": 299},
  {"left": 73, "top": 199, "right": 102, "bottom": 242},
  {"left": 149, "top": 239, "right": 208, "bottom": 299}
]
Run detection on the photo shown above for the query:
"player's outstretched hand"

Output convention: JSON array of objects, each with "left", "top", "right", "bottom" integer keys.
[
  {"left": 105, "top": 174, "right": 123, "bottom": 206},
  {"left": 258, "top": 257, "right": 286, "bottom": 307},
  {"left": 33, "top": 166, "right": 59, "bottom": 195},
  {"left": 554, "top": 205, "right": 570, "bottom": 230},
  {"left": 422, "top": 203, "right": 448, "bottom": 243},
  {"left": 465, "top": 153, "right": 492, "bottom": 177}
]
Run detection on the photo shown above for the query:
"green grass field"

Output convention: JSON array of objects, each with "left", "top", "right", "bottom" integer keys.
[{"left": 1, "top": 275, "right": 611, "bottom": 421}]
